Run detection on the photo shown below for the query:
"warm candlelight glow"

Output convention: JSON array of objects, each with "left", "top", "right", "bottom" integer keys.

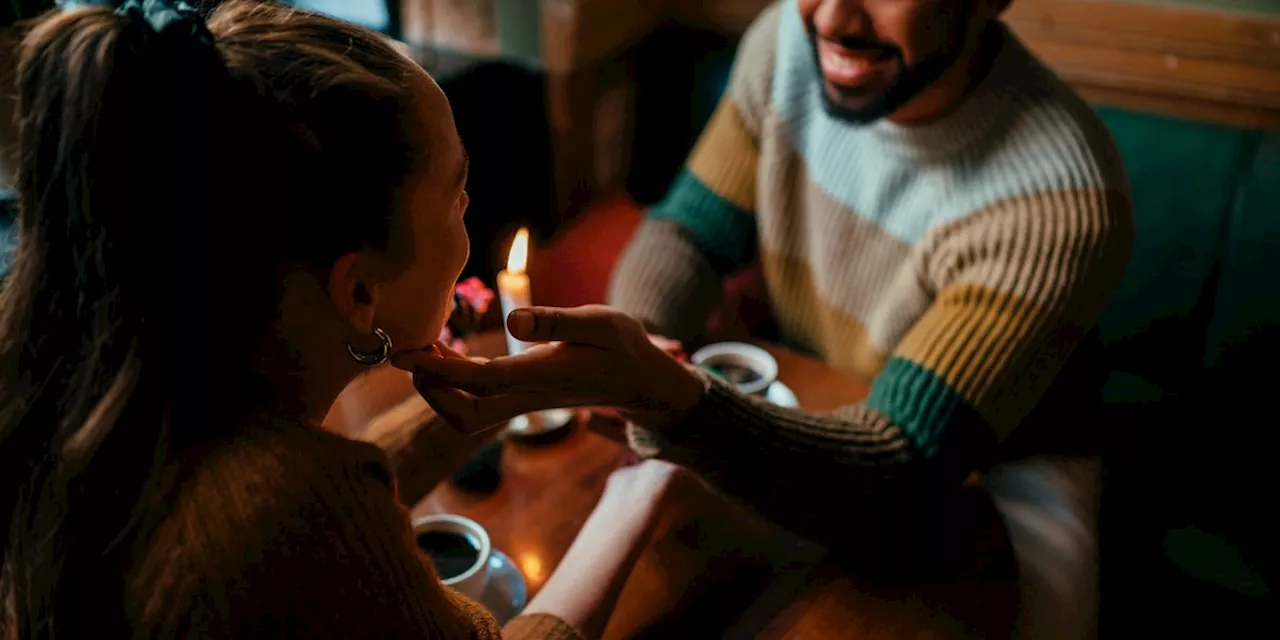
[
  {"left": 506, "top": 227, "right": 529, "bottom": 274},
  {"left": 518, "top": 552, "right": 545, "bottom": 583}
]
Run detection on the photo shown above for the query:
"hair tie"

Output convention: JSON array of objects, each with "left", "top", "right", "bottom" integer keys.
[{"left": 115, "top": 0, "right": 215, "bottom": 51}]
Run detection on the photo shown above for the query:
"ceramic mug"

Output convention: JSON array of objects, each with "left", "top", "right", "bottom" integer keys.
[
  {"left": 413, "top": 514, "right": 492, "bottom": 601},
  {"left": 691, "top": 342, "right": 779, "bottom": 397}
]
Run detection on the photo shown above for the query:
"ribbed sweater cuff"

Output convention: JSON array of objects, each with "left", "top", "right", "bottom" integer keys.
[{"left": 502, "top": 613, "right": 585, "bottom": 640}]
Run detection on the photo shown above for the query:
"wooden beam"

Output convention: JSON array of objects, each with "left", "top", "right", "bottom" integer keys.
[
  {"left": 671, "top": 0, "right": 774, "bottom": 36},
  {"left": 1005, "top": 0, "right": 1280, "bottom": 130}
]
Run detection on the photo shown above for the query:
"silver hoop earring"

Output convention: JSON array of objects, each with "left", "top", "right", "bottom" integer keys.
[{"left": 347, "top": 328, "right": 392, "bottom": 366}]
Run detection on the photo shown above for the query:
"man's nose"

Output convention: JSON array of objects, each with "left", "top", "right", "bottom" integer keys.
[{"left": 813, "top": 0, "right": 872, "bottom": 40}]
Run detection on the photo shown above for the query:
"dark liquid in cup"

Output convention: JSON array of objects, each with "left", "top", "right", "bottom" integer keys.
[
  {"left": 416, "top": 531, "right": 481, "bottom": 579},
  {"left": 705, "top": 362, "right": 764, "bottom": 385}
]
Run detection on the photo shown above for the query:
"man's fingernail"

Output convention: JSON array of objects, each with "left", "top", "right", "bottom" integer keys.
[{"left": 508, "top": 309, "right": 534, "bottom": 337}]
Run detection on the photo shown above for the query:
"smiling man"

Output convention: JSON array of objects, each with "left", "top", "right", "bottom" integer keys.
[{"left": 609, "top": 1, "right": 1134, "bottom": 638}]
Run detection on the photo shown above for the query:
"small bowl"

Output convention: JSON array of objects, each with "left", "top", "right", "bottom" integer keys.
[{"left": 691, "top": 342, "right": 779, "bottom": 397}]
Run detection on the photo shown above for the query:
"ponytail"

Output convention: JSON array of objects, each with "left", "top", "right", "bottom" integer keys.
[{"left": 0, "top": 3, "right": 250, "bottom": 637}]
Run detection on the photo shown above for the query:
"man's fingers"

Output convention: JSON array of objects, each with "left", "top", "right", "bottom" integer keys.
[
  {"left": 506, "top": 305, "right": 628, "bottom": 348},
  {"left": 434, "top": 339, "right": 469, "bottom": 360},
  {"left": 584, "top": 411, "right": 629, "bottom": 446},
  {"left": 419, "top": 384, "right": 577, "bottom": 435},
  {"left": 417, "top": 386, "right": 489, "bottom": 435},
  {"left": 411, "top": 357, "right": 510, "bottom": 393},
  {"left": 411, "top": 343, "right": 571, "bottom": 395},
  {"left": 391, "top": 341, "right": 487, "bottom": 372}
]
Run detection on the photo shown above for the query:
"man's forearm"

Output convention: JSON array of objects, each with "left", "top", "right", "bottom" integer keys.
[
  {"left": 608, "top": 219, "right": 724, "bottom": 342},
  {"left": 629, "top": 375, "right": 992, "bottom": 552}
]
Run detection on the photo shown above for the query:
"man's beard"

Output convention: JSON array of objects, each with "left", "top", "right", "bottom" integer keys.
[{"left": 808, "top": 23, "right": 971, "bottom": 125}]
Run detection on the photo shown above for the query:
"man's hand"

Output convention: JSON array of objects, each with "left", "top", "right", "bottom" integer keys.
[{"left": 391, "top": 305, "right": 706, "bottom": 435}]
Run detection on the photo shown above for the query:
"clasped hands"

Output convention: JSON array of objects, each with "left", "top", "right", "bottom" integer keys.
[{"left": 391, "top": 304, "right": 706, "bottom": 439}]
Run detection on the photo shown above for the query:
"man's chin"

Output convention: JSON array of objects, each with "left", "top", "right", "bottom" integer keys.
[{"left": 819, "top": 87, "right": 895, "bottom": 125}]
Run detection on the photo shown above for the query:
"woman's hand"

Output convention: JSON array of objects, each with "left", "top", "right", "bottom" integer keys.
[{"left": 392, "top": 305, "right": 705, "bottom": 435}]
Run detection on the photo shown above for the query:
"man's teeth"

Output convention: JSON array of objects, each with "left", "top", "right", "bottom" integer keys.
[{"left": 823, "top": 51, "right": 873, "bottom": 71}]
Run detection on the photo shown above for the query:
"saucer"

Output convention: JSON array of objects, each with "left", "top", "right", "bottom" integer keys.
[
  {"left": 765, "top": 381, "right": 799, "bottom": 408},
  {"left": 479, "top": 549, "right": 527, "bottom": 625},
  {"left": 506, "top": 408, "right": 575, "bottom": 436}
]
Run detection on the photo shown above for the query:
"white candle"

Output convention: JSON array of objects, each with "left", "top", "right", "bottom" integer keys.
[{"left": 497, "top": 227, "right": 532, "bottom": 356}]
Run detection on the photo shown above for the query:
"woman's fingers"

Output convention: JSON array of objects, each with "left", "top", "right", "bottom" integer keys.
[{"left": 507, "top": 305, "right": 627, "bottom": 347}]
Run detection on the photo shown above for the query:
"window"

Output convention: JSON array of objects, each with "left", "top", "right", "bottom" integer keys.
[{"left": 290, "top": 0, "right": 393, "bottom": 36}]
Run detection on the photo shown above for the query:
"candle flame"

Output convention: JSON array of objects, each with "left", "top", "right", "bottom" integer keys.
[{"left": 506, "top": 227, "right": 529, "bottom": 274}]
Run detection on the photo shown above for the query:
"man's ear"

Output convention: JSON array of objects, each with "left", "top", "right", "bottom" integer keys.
[{"left": 328, "top": 252, "right": 380, "bottom": 336}]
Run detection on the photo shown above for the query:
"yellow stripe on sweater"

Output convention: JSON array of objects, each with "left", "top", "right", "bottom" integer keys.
[
  {"left": 687, "top": 100, "right": 758, "bottom": 213},
  {"left": 892, "top": 187, "right": 1132, "bottom": 437},
  {"left": 761, "top": 249, "right": 887, "bottom": 381},
  {"left": 894, "top": 284, "right": 1089, "bottom": 438}
]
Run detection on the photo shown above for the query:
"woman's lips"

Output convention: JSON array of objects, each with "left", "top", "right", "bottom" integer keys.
[{"left": 818, "top": 41, "right": 888, "bottom": 87}]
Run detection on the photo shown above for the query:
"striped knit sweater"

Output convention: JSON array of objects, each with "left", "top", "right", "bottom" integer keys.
[{"left": 610, "top": 2, "right": 1133, "bottom": 548}]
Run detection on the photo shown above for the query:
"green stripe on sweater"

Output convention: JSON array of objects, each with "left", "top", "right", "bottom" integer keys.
[
  {"left": 866, "top": 357, "right": 989, "bottom": 459},
  {"left": 649, "top": 170, "right": 757, "bottom": 273}
]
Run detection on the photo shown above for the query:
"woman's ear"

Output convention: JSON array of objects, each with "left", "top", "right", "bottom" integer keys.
[{"left": 328, "top": 252, "right": 381, "bottom": 336}]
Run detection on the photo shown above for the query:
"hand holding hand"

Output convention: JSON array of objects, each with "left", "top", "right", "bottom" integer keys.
[{"left": 393, "top": 305, "right": 705, "bottom": 434}]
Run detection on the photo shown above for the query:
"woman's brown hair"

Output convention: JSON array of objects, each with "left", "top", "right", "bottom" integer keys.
[{"left": 0, "top": 2, "right": 437, "bottom": 636}]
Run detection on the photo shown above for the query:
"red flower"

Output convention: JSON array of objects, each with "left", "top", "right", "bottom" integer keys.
[
  {"left": 455, "top": 277, "right": 494, "bottom": 315},
  {"left": 446, "top": 277, "right": 495, "bottom": 339}
]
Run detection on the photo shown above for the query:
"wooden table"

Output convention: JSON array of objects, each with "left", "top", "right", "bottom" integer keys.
[{"left": 326, "top": 333, "right": 1018, "bottom": 639}]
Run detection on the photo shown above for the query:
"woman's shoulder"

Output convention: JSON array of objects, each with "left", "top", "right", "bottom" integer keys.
[
  {"left": 175, "top": 419, "right": 394, "bottom": 519},
  {"left": 125, "top": 421, "right": 495, "bottom": 637},
  {"left": 168, "top": 420, "right": 401, "bottom": 546},
  {"left": 125, "top": 422, "right": 420, "bottom": 634}
]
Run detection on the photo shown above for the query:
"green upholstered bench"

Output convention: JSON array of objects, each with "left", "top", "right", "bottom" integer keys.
[{"left": 1093, "top": 110, "right": 1277, "bottom": 630}]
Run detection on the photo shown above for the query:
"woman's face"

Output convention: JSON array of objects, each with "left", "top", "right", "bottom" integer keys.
[{"left": 372, "top": 75, "right": 471, "bottom": 356}]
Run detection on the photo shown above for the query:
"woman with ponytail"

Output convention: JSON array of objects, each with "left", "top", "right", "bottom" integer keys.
[{"left": 0, "top": 2, "right": 703, "bottom": 638}]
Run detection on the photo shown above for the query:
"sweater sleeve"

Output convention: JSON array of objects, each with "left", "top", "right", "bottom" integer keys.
[
  {"left": 607, "top": 3, "right": 780, "bottom": 341},
  {"left": 503, "top": 614, "right": 586, "bottom": 640},
  {"left": 629, "top": 188, "right": 1134, "bottom": 552}
]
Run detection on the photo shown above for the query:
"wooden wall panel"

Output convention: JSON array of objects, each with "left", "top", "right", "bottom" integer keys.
[{"left": 1005, "top": 0, "right": 1280, "bottom": 129}]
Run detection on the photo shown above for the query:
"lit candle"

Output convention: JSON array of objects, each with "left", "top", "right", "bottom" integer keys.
[
  {"left": 494, "top": 227, "right": 573, "bottom": 436},
  {"left": 497, "top": 227, "right": 532, "bottom": 356}
]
